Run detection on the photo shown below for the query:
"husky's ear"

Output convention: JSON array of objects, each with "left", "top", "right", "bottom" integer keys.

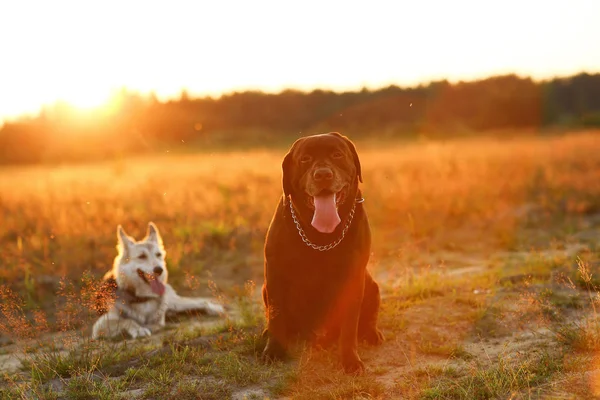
[
  {"left": 117, "top": 225, "right": 134, "bottom": 257},
  {"left": 146, "top": 222, "right": 164, "bottom": 248}
]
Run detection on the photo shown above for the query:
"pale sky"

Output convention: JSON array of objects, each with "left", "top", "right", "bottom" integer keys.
[{"left": 0, "top": 0, "right": 598, "bottom": 123}]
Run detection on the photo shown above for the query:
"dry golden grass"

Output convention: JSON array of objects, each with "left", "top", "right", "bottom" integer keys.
[
  {"left": 2, "top": 130, "right": 600, "bottom": 399},
  {"left": 1, "top": 132, "right": 599, "bottom": 284}
]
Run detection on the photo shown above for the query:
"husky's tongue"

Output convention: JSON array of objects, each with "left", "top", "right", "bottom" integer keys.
[
  {"left": 311, "top": 193, "right": 341, "bottom": 233},
  {"left": 150, "top": 279, "right": 166, "bottom": 296}
]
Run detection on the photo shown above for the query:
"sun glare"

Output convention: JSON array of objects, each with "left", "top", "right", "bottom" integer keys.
[
  {"left": 65, "top": 93, "right": 111, "bottom": 111},
  {"left": 56, "top": 86, "right": 114, "bottom": 112}
]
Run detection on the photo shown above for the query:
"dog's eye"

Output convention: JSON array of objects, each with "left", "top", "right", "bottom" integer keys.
[
  {"left": 138, "top": 254, "right": 148, "bottom": 260},
  {"left": 332, "top": 151, "right": 343, "bottom": 159},
  {"left": 300, "top": 155, "right": 312, "bottom": 163},
  {"left": 156, "top": 252, "right": 162, "bottom": 258}
]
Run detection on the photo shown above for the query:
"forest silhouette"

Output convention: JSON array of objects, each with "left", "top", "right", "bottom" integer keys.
[{"left": 1, "top": 72, "right": 599, "bottom": 165}]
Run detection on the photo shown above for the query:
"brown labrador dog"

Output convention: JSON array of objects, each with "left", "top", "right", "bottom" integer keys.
[{"left": 261, "top": 132, "right": 384, "bottom": 374}]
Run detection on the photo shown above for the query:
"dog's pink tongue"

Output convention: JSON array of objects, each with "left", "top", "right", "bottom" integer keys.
[
  {"left": 150, "top": 279, "right": 165, "bottom": 296},
  {"left": 311, "top": 193, "right": 341, "bottom": 233}
]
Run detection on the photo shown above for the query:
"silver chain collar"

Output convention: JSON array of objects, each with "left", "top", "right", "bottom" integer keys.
[{"left": 289, "top": 196, "right": 364, "bottom": 251}]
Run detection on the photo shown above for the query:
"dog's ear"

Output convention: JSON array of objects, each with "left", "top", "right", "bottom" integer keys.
[
  {"left": 282, "top": 151, "right": 294, "bottom": 199},
  {"left": 282, "top": 137, "right": 304, "bottom": 199},
  {"left": 146, "top": 222, "right": 164, "bottom": 248},
  {"left": 117, "top": 225, "right": 134, "bottom": 256},
  {"left": 329, "top": 132, "right": 363, "bottom": 183}
]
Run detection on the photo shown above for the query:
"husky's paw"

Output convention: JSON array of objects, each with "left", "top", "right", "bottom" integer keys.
[
  {"left": 147, "top": 320, "right": 165, "bottom": 333},
  {"left": 146, "top": 314, "right": 166, "bottom": 327},
  {"left": 127, "top": 326, "right": 151, "bottom": 339},
  {"left": 204, "top": 302, "right": 226, "bottom": 316}
]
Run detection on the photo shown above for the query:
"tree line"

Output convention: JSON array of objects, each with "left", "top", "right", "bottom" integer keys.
[{"left": 1, "top": 72, "right": 599, "bottom": 164}]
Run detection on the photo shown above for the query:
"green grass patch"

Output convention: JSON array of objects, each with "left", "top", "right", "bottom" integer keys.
[
  {"left": 423, "top": 350, "right": 562, "bottom": 399},
  {"left": 23, "top": 341, "right": 156, "bottom": 384}
]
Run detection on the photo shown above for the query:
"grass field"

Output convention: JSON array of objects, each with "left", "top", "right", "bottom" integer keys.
[{"left": 2, "top": 130, "right": 600, "bottom": 399}]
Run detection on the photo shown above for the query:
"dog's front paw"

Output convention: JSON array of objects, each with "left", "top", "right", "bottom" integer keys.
[
  {"left": 261, "top": 338, "right": 287, "bottom": 363},
  {"left": 146, "top": 322, "right": 165, "bottom": 333},
  {"left": 127, "top": 326, "right": 151, "bottom": 339},
  {"left": 146, "top": 314, "right": 166, "bottom": 328},
  {"left": 342, "top": 352, "right": 365, "bottom": 375}
]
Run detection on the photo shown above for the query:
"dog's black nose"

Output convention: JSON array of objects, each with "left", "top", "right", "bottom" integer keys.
[
  {"left": 153, "top": 266, "right": 163, "bottom": 275},
  {"left": 313, "top": 167, "right": 333, "bottom": 181}
]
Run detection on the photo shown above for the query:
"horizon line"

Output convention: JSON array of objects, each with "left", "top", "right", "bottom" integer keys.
[{"left": 1, "top": 69, "right": 599, "bottom": 126}]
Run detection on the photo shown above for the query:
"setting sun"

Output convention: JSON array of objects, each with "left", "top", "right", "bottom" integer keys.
[{"left": 59, "top": 87, "right": 113, "bottom": 111}]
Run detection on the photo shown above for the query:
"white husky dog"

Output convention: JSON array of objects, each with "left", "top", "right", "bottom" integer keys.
[{"left": 92, "top": 222, "right": 225, "bottom": 339}]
